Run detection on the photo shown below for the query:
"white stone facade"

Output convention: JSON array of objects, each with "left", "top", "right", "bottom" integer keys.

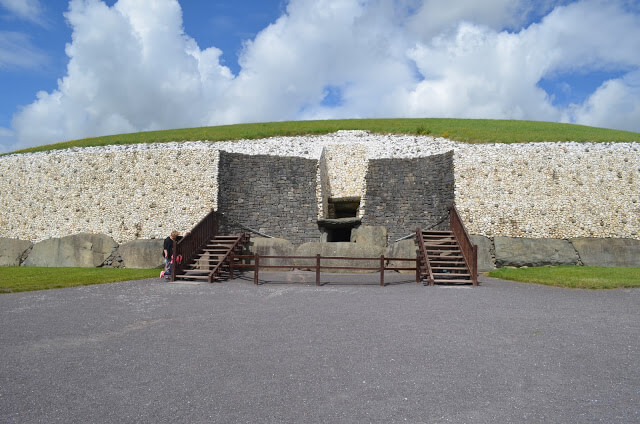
[{"left": 0, "top": 132, "right": 638, "bottom": 242}]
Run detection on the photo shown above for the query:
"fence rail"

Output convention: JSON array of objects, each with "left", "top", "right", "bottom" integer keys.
[{"left": 229, "top": 254, "right": 420, "bottom": 286}]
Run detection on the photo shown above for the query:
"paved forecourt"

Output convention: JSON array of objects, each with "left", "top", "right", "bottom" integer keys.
[{"left": 1, "top": 273, "right": 638, "bottom": 423}]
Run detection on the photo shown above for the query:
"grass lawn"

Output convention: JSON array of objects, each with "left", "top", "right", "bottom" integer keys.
[
  {"left": 7, "top": 118, "right": 640, "bottom": 155},
  {"left": 0, "top": 267, "right": 160, "bottom": 293},
  {"left": 488, "top": 266, "right": 640, "bottom": 289}
]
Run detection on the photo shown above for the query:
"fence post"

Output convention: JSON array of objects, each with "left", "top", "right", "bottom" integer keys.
[
  {"left": 380, "top": 255, "right": 385, "bottom": 287},
  {"left": 316, "top": 254, "right": 321, "bottom": 286},
  {"left": 415, "top": 255, "right": 420, "bottom": 283},
  {"left": 254, "top": 254, "right": 259, "bottom": 285},
  {"left": 229, "top": 253, "right": 234, "bottom": 280}
]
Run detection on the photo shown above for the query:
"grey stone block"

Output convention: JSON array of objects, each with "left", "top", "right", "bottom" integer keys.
[
  {"left": 248, "top": 237, "right": 295, "bottom": 270},
  {"left": 118, "top": 239, "right": 164, "bottom": 269},
  {"left": 295, "top": 242, "right": 385, "bottom": 273},
  {"left": 570, "top": 238, "right": 640, "bottom": 267},
  {"left": 0, "top": 238, "right": 32, "bottom": 266},
  {"left": 386, "top": 239, "right": 418, "bottom": 274},
  {"left": 494, "top": 237, "right": 579, "bottom": 268},
  {"left": 23, "top": 233, "right": 117, "bottom": 267},
  {"left": 470, "top": 235, "right": 495, "bottom": 272},
  {"left": 351, "top": 225, "right": 387, "bottom": 246}
]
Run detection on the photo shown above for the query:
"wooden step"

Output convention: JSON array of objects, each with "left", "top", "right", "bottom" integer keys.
[
  {"left": 431, "top": 278, "right": 472, "bottom": 284},
  {"left": 433, "top": 273, "right": 471, "bottom": 278},
  {"left": 432, "top": 267, "right": 467, "bottom": 272},
  {"left": 176, "top": 274, "right": 219, "bottom": 281}
]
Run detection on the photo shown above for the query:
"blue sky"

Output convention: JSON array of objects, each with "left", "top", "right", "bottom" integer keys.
[{"left": 1, "top": 0, "right": 639, "bottom": 152}]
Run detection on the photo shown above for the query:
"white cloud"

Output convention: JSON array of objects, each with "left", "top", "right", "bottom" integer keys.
[
  {"left": 8, "top": 0, "right": 640, "bottom": 151},
  {"left": 12, "top": 0, "right": 233, "bottom": 147},
  {"left": 565, "top": 71, "right": 640, "bottom": 131},
  {"left": 0, "top": 0, "right": 45, "bottom": 24}
]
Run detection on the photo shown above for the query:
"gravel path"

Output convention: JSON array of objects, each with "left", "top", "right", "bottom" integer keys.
[{"left": 1, "top": 274, "right": 639, "bottom": 423}]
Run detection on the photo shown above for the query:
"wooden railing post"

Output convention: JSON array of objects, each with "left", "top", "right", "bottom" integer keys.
[
  {"left": 254, "top": 254, "right": 259, "bottom": 285},
  {"left": 380, "top": 255, "right": 385, "bottom": 286},
  {"left": 229, "top": 253, "right": 234, "bottom": 280},
  {"left": 316, "top": 254, "right": 321, "bottom": 286},
  {"left": 171, "top": 238, "right": 177, "bottom": 282}
]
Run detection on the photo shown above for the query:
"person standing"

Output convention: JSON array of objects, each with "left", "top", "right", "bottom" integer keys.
[{"left": 163, "top": 230, "right": 179, "bottom": 279}]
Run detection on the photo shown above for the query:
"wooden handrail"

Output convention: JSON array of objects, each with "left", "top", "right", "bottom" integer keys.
[
  {"left": 449, "top": 204, "right": 478, "bottom": 286},
  {"left": 173, "top": 209, "right": 220, "bottom": 282},
  {"left": 207, "top": 233, "right": 249, "bottom": 283},
  {"left": 416, "top": 227, "right": 435, "bottom": 285}
]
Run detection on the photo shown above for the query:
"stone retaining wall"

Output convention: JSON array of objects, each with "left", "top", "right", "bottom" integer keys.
[
  {"left": 217, "top": 151, "right": 320, "bottom": 245},
  {"left": 361, "top": 151, "right": 455, "bottom": 242},
  {"left": 454, "top": 142, "right": 640, "bottom": 240},
  {"left": 0, "top": 134, "right": 638, "bottom": 246}
]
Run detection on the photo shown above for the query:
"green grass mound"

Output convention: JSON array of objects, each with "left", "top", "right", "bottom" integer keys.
[{"left": 9, "top": 118, "right": 640, "bottom": 155}]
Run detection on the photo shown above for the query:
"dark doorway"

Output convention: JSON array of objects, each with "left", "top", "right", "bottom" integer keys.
[
  {"left": 327, "top": 197, "right": 360, "bottom": 219},
  {"left": 325, "top": 227, "right": 353, "bottom": 242}
]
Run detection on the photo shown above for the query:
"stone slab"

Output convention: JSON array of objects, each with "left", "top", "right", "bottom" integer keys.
[
  {"left": 118, "top": 239, "right": 164, "bottom": 269},
  {"left": 386, "top": 239, "right": 418, "bottom": 274},
  {"left": 350, "top": 225, "right": 387, "bottom": 246},
  {"left": 570, "top": 238, "right": 640, "bottom": 267},
  {"left": 0, "top": 238, "right": 32, "bottom": 266},
  {"left": 494, "top": 237, "right": 579, "bottom": 268},
  {"left": 470, "top": 235, "right": 495, "bottom": 272},
  {"left": 23, "top": 233, "right": 117, "bottom": 267},
  {"left": 248, "top": 237, "right": 295, "bottom": 270},
  {"left": 295, "top": 242, "right": 385, "bottom": 273}
]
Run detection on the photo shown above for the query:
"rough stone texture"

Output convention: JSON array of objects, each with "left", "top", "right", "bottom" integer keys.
[
  {"left": 361, "top": 151, "right": 455, "bottom": 242},
  {"left": 351, "top": 225, "right": 387, "bottom": 246},
  {"left": 494, "top": 237, "right": 579, "bottom": 268},
  {"left": 217, "top": 151, "right": 320, "bottom": 245},
  {"left": 0, "top": 238, "right": 32, "bottom": 266},
  {"left": 0, "top": 144, "right": 218, "bottom": 243},
  {"left": 0, "top": 133, "right": 638, "bottom": 245},
  {"left": 386, "top": 239, "right": 418, "bottom": 274},
  {"left": 295, "top": 242, "right": 385, "bottom": 273},
  {"left": 23, "top": 233, "right": 117, "bottom": 267},
  {"left": 248, "top": 237, "right": 295, "bottom": 270},
  {"left": 455, "top": 142, "right": 640, "bottom": 240},
  {"left": 117, "top": 239, "right": 164, "bottom": 269},
  {"left": 570, "top": 237, "right": 640, "bottom": 267},
  {"left": 470, "top": 235, "right": 496, "bottom": 272}
]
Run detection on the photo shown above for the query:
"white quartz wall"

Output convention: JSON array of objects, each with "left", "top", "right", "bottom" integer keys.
[
  {"left": 454, "top": 142, "right": 640, "bottom": 239},
  {"left": 0, "top": 132, "right": 638, "bottom": 242},
  {"left": 0, "top": 144, "right": 220, "bottom": 243}
]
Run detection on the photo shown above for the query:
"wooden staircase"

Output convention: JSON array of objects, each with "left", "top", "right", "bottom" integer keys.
[
  {"left": 418, "top": 230, "right": 473, "bottom": 285},
  {"left": 416, "top": 205, "right": 478, "bottom": 286},
  {"left": 175, "top": 233, "right": 250, "bottom": 283}
]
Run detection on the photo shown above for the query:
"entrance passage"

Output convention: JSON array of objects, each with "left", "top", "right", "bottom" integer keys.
[
  {"left": 320, "top": 196, "right": 361, "bottom": 242},
  {"left": 327, "top": 196, "right": 360, "bottom": 219}
]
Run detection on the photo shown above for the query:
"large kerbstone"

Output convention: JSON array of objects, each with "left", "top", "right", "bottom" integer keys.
[
  {"left": 118, "top": 239, "right": 164, "bottom": 269},
  {"left": 470, "top": 235, "right": 495, "bottom": 272},
  {"left": 351, "top": 226, "right": 387, "bottom": 246},
  {"left": 23, "top": 233, "right": 117, "bottom": 267},
  {"left": 494, "top": 237, "right": 578, "bottom": 268},
  {"left": 295, "top": 242, "right": 385, "bottom": 273},
  {"left": 570, "top": 238, "right": 640, "bottom": 267},
  {"left": 0, "top": 238, "right": 32, "bottom": 266},
  {"left": 386, "top": 239, "right": 418, "bottom": 274},
  {"left": 248, "top": 237, "right": 295, "bottom": 270}
]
